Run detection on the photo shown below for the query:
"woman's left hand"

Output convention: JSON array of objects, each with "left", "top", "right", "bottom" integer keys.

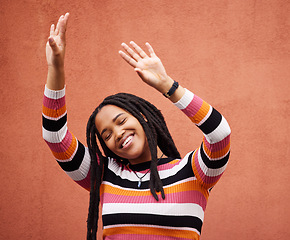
[{"left": 119, "top": 41, "right": 174, "bottom": 94}]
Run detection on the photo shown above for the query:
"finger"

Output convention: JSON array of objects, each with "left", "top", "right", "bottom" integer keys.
[
  {"left": 121, "top": 42, "right": 142, "bottom": 61},
  {"left": 130, "top": 41, "right": 148, "bottom": 58},
  {"left": 119, "top": 50, "right": 137, "bottom": 68},
  {"left": 59, "top": 12, "right": 69, "bottom": 39},
  {"left": 55, "top": 15, "right": 64, "bottom": 35},
  {"left": 50, "top": 24, "right": 55, "bottom": 36},
  {"left": 145, "top": 42, "right": 156, "bottom": 57}
]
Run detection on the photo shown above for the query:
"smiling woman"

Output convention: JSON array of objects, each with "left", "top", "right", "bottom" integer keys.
[
  {"left": 42, "top": 13, "right": 231, "bottom": 240},
  {"left": 94, "top": 105, "right": 150, "bottom": 164}
]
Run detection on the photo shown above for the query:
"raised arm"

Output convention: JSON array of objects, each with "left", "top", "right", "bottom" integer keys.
[
  {"left": 119, "top": 42, "right": 231, "bottom": 189},
  {"left": 42, "top": 13, "right": 91, "bottom": 190}
]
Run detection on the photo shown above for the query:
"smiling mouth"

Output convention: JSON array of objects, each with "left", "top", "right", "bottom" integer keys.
[{"left": 121, "top": 135, "right": 134, "bottom": 149}]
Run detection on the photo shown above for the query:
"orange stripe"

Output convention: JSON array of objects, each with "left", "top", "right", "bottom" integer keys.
[
  {"left": 103, "top": 226, "right": 200, "bottom": 239},
  {"left": 101, "top": 179, "right": 208, "bottom": 199},
  {"left": 51, "top": 133, "right": 77, "bottom": 160},
  {"left": 189, "top": 100, "right": 210, "bottom": 124},
  {"left": 166, "top": 179, "right": 208, "bottom": 198},
  {"left": 191, "top": 150, "right": 216, "bottom": 189},
  {"left": 203, "top": 139, "right": 230, "bottom": 159},
  {"left": 42, "top": 104, "right": 66, "bottom": 119},
  {"left": 169, "top": 159, "right": 179, "bottom": 164}
]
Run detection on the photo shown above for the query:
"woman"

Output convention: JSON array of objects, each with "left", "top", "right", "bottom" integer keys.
[{"left": 43, "top": 13, "right": 231, "bottom": 240}]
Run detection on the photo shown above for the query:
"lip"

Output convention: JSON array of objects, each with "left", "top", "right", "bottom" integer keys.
[{"left": 119, "top": 133, "right": 134, "bottom": 149}]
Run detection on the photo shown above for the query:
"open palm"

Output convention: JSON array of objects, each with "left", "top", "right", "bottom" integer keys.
[{"left": 119, "top": 42, "right": 170, "bottom": 91}]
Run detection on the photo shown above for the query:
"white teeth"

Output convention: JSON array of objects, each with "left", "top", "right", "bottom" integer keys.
[{"left": 122, "top": 136, "right": 133, "bottom": 147}]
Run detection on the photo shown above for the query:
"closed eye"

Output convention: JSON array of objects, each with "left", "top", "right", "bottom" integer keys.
[
  {"left": 104, "top": 132, "right": 112, "bottom": 141},
  {"left": 119, "top": 118, "right": 127, "bottom": 125}
]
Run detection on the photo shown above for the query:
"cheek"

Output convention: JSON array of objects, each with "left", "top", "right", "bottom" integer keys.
[
  {"left": 137, "top": 126, "right": 147, "bottom": 145},
  {"left": 104, "top": 139, "right": 115, "bottom": 151}
]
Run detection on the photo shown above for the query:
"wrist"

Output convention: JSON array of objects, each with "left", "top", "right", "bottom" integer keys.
[
  {"left": 48, "top": 64, "right": 65, "bottom": 73},
  {"left": 163, "top": 81, "right": 179, "bottom": 98},
  {"left": 157, "top": 76, "right": 186, "bottom": 103},
  {"left": 157, "top": 76, "right": 175, "bottom": 94}
]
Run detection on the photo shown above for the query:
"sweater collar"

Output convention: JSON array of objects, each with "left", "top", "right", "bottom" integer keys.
[{"left": 128, "top": 157, "right": 174, "bottom": 171}]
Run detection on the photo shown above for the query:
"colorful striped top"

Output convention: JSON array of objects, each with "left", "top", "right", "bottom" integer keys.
[{"left": 42, "top": 86, "right": 231, "bottom": 240}]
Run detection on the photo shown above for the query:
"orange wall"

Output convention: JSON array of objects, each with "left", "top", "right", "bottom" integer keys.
[{"left": 1, "top": 0, "right": 289, "bottom": 239}]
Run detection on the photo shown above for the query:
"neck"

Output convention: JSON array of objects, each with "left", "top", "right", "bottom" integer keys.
[{"left": 128, "top": 147, "right": 165, "bottom": 165}]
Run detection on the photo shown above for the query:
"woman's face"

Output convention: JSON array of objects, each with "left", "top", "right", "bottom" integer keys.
[{"left": 94, "top": 105, "right": 151, "bottom": 164}]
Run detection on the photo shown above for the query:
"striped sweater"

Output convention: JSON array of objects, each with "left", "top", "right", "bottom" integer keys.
[{"left": 42, "top": 86, "right": 231, "bottom": 240}]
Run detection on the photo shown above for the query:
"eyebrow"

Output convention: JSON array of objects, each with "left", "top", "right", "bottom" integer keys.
[{"left": 100, "top": 113, "right": 125, "bottom": 136}]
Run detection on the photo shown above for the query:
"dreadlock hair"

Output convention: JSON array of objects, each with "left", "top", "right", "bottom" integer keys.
[{"left": 86, "top": 92, "right": 181, "bottom": 240}]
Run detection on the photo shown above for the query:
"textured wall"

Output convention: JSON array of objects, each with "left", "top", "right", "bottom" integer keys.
[{"left": 0, "top": 0, "right": 289, "bottom": 239}]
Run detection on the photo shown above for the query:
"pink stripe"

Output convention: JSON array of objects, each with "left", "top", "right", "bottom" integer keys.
[
  {"left": 181, "top": 95, "right": 203, "bottom": 118},
  {"left": 203, "top": 134, "right": 230, "bottom": 152},
  {"left": 104, "top": 234, "right": 195, "bottom": 240},
  {"left": 43, "top": 94, "right": 66, "bottom": 109},
  {"left": 45, "top": 130, "right": 73, "bottom": 153},
  {"left": 101, "top": 190, "right": 207, "bottom": 210},
  {"left": 157, "top": 160, "right": 181, "bottom": 171},
  {"left": 194, "top": 151, "right": 222, "bottom": 186}
]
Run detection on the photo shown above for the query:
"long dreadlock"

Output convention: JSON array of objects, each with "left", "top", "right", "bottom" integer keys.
[{"left": 86, "top": 92, "right": 181, "bottom": 240}]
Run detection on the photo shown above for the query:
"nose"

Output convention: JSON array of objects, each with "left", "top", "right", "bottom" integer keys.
[{"left": 115, "top": 127, "right": 125, "bottom": 142}]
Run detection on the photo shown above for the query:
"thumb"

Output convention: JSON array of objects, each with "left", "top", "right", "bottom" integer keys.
[{"left": 48, "top": 37, "right": 60, "bottom": 54}]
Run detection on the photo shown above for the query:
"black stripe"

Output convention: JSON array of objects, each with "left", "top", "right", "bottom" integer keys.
[
  {"left": 57, "top": 141, "right": 85, "bottom": 172},
  {"left": 200, "top": 143, "right": 229, "bottom": 169},
  {"left": 42, "top": 114, "right": 67, "bottom": 132},
  {"left": 162, "top": 153, "right": 195, "bottom": 186},
  {"left": 199, "top": 108, "right": 222, "bottom": 134},
  {"left": 103, "top": 213, "right": 202, "bottom": 232},
  {"left": 103, "top": 155, "right": 195, "bottom": 189},
  {"left": 104, "top": 167, "right": 149, "bottom": 189}
]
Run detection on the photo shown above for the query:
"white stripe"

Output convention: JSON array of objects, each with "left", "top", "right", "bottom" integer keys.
[
  {"left": 65, "top": 147, "right": 91, "bottom": 181},
  {"left": 42, "top": 123, "right": 68, "bottom": 143},
  {"left": 205, "top": 116, "right": 231, "bottom": 144},
  {"left": 44, "top": 85, "right": 65, "bottom": 99},
  {"left": 103, "top": 224, "right": 201, "bottom": 235},
  {"left": 102, "top": 181, "right": 149, "bottom": 192},
  {"left": 102, "top": 202, "right": 204, "bottom": 221},
  {"left": 42, "top": 111, "right": 67, "bottom": 121},
  {"left": 163, "top": 176, "right": 197, "bottom": 188},
  {"left": 197, "top": 105, "right": 212, "bottom": 126},
  {"left": 173, "top": 89, "right": 194, "bottom": 110},
  {"left": 197, "top": 148, "right": 227, "bottom": 177},
  {"left": 108, "top": 153, "right": 191, "bottom": 183},
  {"left": 158, "top": 152, "right": 193, "bottom": 180}
]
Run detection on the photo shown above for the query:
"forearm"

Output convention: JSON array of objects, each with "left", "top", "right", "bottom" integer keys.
[
  {"left": 46, "top": 66, "right": 65, "bottom": 90},
  {"left": 42, "top": 86, "right": 91, "bottom": 190},
  {"left": 174, "top": 89, "right": 230, "bottom": 142},
  {"left": 174, "top": 89, "right": 231, "bottom": 188}
]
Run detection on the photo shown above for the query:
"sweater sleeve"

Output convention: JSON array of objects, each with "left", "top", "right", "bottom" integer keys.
[
  {"left": 174, "top": 89, "right": 231, "bottom": 189},
  {"left": 42, "top": 85, "right": 91, "bottom": 191}
]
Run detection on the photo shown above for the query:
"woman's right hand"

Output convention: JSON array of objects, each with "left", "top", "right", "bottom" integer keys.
[{"left": 46, "top": 13, "right": 69, "bottom": 69}]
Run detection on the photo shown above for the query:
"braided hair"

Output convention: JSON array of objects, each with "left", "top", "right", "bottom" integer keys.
[{"left": 86, "top": 92, "right": 181, "bottom": 240}]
